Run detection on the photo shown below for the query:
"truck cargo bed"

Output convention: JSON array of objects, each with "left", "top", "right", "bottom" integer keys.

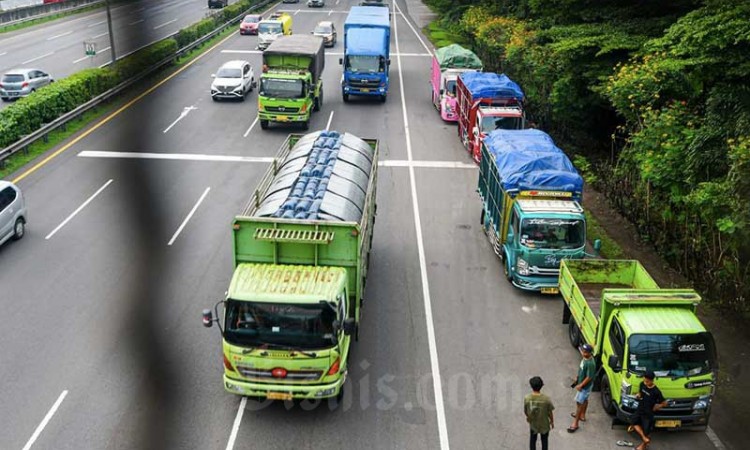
[{"left": 576, "top": 283, "right": 632, "bottom": 317}]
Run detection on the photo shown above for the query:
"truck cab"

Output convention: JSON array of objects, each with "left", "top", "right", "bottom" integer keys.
[
  {"left": 471, "top": 105, "right": 524, "bottom": 147},
  {"left": 503, "top": 199, "right": 586, "bottom": 292},
  {"left": 430, "top": 45, "right": 482, "bottom": 121},
  {"left": 257, "top": 13, "right": 292, "bottom": 50},
  {"left": 341, "top": 6, "right": 391, "bottom": 102}
]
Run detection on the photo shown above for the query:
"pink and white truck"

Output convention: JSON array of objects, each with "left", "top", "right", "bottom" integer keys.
[{"left": 430, "top": 44, "right": 482, "bottom": 122}]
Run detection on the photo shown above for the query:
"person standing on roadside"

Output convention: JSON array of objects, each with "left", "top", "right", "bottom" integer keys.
[
  {"left": 567, "top": 343, "right": 596, "bottom": 433},
  {"left": 524, "top": 376, "right": 554, "bottom": 450},
  {"left": 629, "top": 370, "right": 669, "bottom": 450}
]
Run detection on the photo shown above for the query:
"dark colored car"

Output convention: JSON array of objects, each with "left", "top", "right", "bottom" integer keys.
[
  {"left": 208, "top": 0, "right": 227, "bottom": 8},
  {"left": 240, "top": 14, "right": 262, "bottom": 35}
]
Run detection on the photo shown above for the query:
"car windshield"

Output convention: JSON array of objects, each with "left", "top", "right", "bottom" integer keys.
[
  {"left": 520, "top": 218, "right": 585, "bottom": 249},
  {"left": 628, "top": 333, "right": 717, "bottom": 378},
  {"left": 2, "top": 74, "right": 24, "bottom": 83},
  {"left": 345, "top": 55, "right": 383, "bottom": 73},
  {"left": 445, "top": 79, "right": 457, "bottom": 96},
  {"left": 314, "top": 24, "right": 332, "bottom": 34},
  {"left": 479, "top": 114, "right": 522, "bottom": 133},
  {"left": 243, "top": 15, "right": 260, "bottom": 23},
  {"left": 216, "top": 67, "right": 241, "bottom": 78},
  {"left": 258, "top": 23, "right": 282, "bottom": 34},
  {"left": 224, "top": 300, "right": 336, "bottom": 349},
  {"left": 260, "top": 78, "right": 304, "bottom": 98}
]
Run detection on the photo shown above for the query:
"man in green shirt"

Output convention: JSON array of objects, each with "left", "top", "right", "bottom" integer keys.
[
  {"left": 524, "top": 376, "right": 554, "bottom": 450},
  {"left": 568, "top": 343, "right": 596, "bottom": 433}
]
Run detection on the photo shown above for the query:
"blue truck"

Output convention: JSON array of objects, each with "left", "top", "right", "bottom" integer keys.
[
  {"left": 340, "top": 6, "right": 391, "bottom": 102},
  {"left": 478, "top": 129, "right": 598, "bottom": 294}
]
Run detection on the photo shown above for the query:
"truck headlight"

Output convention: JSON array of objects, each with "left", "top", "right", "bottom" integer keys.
[
  {"left": 694, "top": 395, "right": 712, "bottom": 410},
  {"left": 517, "top": 258, "right": 529, "bottom": 276},
  {"left": 621, "top": 394, "right": 639, "bottom": 409}
]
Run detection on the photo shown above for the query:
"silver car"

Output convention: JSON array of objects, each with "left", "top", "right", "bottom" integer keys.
[
  {"left": 0, "top": 68, "right": 53, "bottom": 101},
  {"left": 0, "top": 181, "right": 27, "bottom": 246},
  {"left": 210, "top": 60, "right": 256, "bottom": 101},
  {"left": 312, "top": 21, "right": 336, "bottom": 47}
]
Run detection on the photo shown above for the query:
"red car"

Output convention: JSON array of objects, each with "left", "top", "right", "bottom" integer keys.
[{"left": 239, "top": 14, "right": 262, "bottom": 35}]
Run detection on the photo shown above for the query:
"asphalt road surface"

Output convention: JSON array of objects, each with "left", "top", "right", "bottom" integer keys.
[
  {"left": 0, "top": 0, "right": 736, "bottom": 449},
  {"left": 0, "top": 0, "right": 244, "bottom": 110}
]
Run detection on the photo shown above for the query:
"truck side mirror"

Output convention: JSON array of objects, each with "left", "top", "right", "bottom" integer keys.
[
  {"left": 439, "top": 89, "right": 444, "bottom": 95},
  {"left": 332, "top": 320, "right": 341, "bottom": 333},
  {"left": 472, "top": 127, "right": 479, "bottom": 138},
  {"left": 339, "top": 58, "right": 343, "bottom": 65},
  {"left": 608, "top": 354, "right": 621, "bottom": 371},
  {"left": 593, "top": 239, "right": 602, "bottom": 255},
  {"left": 387, "top": 59, "right": 391, "bottom": 65},
  {"left": 202, "top": 309, "right": 214, "bottom": 328},
  {"left": 211, "top": 74, "right": 216, "bottom": 78},
  {"left": 343, "top": 318, "right": 356, "bottom": 335}
]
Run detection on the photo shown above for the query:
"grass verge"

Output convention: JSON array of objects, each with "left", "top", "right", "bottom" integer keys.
[
  {"left": 0, "top": 3, "right": 103, "bottom": 34},
  {"left": 585, "top": 210, "right": 624, "bottom": 259},
  {"left": 422, "top": 20, "right": 466, "bottom": 49},
  {"left": 1, "top": 24, "right": 243, "bottom": 180}
]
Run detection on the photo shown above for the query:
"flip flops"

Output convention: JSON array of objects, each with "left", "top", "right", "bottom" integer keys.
[
  {"left": 566, "top": 426, "right": 579, "bottom": 433},
  {"left": 569, "top": 412, "right": 586, "bottom": 422},
  {"left": 616, "top": 440, "right": 634, "bottom": 447}
]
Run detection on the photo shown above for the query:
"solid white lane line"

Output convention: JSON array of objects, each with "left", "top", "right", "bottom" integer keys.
[
  {"left": 706, "top": 427, "right": 727, "bottom": 450},
  {"left": 325, "top": 111, "right": 334, "bottom": 130},
  {"left": 46, "top": 31, "right": 73, "bottom": 41},
  {"left": 380, "top": 160, "right": 475, "bottom": 169},
  {"left": 154, "top": 18, "right": 178, "bottom": 30},
  {"left": 87, "top": 19, "right": 107, "bottom": 27},
  {"left": 91, "top": 32, "right": 109, "bottom": 39},
  {"left": 0, "top": 51, "right": 7, "bottom": 57},
  {"left": 394, "top": 1, "right": 433, "bottom": 56},
  {"left": 393, "top": 6, "right": 450, "bottom": 450},
  {"left": 163, "top": 105, "right": 197, "bottom": 133},
  {"left": 78, "top": 151, "right": 275, "bottom": 163},
  {"left": 22, "top": 52, "right": 54, "bottom": 65},
  {"left": 22, "top": 390, "right": 68, "bottom": 450},
  {"left": 168, "top": 187, "right": 210, "bottom": 246},
  {"left": 97, "top": 46, "right": 112, "bottom": 55},
  {"left": 129, "top": 19, "right": 145, "bottom": 25},
  {"left": 225, "top": 397, "right": 247, "bottom": 450},
  {"left": 73, "top": 55, "right": 89, "bottom": 64},
  {"left": 243, "top": 117, "right": 259, "bottom": 137},
  {"left": 46, "top": 180, "right": 113, "bottom": 240}
]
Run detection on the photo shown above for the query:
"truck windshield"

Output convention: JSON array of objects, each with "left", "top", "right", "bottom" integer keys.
[
  {"left": 224, "top": 300, "right": 336, "bottom": 349},
  {"left": 445, "top": 79, "right": 457, "bottom": 96},
  {"left": 628, "top": 332, "right": 717, "bottom": 378},
  {"left": 346, "top": 55, "right": 383, "bottom": 73},
  {"left": 479, "top": 115, "right": 522, "bottom": 133},
  {"left": 258, "top": 23, "right": 282, "bottom": 34},
  {"left": 520, "top": 218, "right": 585, "bottom": 249},
  {"left": 260, "top": 78, "right": 304, "bottom": 98}
]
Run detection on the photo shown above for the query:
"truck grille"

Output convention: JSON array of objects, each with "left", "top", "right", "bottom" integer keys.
[
  {"left": 655, "top": 398, "right": 698, "bottom": 417},
  {"left": 349, "top": 79, "right": 378, "bottom": 89},
  {"left": 265, "top": 106, "right": 300, "bottom": 113},
  {"left": 236, "top": 366, "right": 323, "bottom": 382}
]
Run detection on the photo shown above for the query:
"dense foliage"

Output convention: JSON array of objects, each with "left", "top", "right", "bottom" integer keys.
[{"left": 426, "top": 0, "right": 750, "bottom": 311}]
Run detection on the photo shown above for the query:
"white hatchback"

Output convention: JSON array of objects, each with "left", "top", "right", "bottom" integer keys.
[
  {"left": 211, "top": 60, "right": 256, "bottom": 101},
  {"left": 0, "top": 181, "right": 27, "bottom": 246}
]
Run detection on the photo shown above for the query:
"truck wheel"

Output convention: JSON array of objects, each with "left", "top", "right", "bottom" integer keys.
[
  {"left": 562, "top": 302, "right": 571, "bottom": 324},
  {"left": 260, "top": 119, "right": 269, "bottom": 130},
  {"left": 13, "top": 218, "right": 25, "bottom": 240},
  {"left": 568, "top": 319, "right": 581, "bottom": 349},
  {"left": 314, "top": 89, "right": 322, "bottom": 111},
  {"left": 301, "top": 119, "right": 309, "bottom": 131},
  {"left": 380, "top": 94, "right": 386, "bottom": 103},
  {"left": 327, "top": 385, "right": 344, "bottom": 410},
  {"left": 479, "top": 208, "right": 484, "bottom": 226},
  {"left": 343, "top": 93, "right": 349, "bottom": 102},
  {"left": 502, "top": 256, "right": 512, "bottom": 282},
  {"left": 600, "top": 373, "right": 616, "bottom": 415}
]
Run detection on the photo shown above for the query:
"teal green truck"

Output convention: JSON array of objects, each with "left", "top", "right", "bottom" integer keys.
[
  {"left": 560, "top": 259, "right": 718, "bottom": 429},
  {"left": 203, "top": 130, "right": 377, "bottom": 403},
  {"left": 258, "top": 35, "right": 325, "bottom": 130}
]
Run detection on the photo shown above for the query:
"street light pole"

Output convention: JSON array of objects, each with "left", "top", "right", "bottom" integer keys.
[{"left": 106, "top": 0, "right": 117, "bottom": 65}]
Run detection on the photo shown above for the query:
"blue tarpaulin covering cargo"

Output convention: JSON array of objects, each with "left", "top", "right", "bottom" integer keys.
[
  {"left": 484, "top": 129, "right": 583, "bottom": 193},
  {"left": 459, "top": 72, "right": 524, "bottom": 101},
  {"left": 346, "top": 27, "right": 388, "bottom": 56}
]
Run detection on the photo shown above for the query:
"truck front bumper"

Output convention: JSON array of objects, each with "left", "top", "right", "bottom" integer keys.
[
  {"left": 615, "top": 404, "right": 711, "bottom": 429},
  {"left": 258, "top": 112, "right": 308, "bottom": 123},
  {"left": 343, "top": 85, "right": 386, "bottom": 97},
  {"left": 224, "top": 373, "right": 346, "bottom": 399},
  {"left": 511, "top": 273, "right": 560, "bottom": 294}
]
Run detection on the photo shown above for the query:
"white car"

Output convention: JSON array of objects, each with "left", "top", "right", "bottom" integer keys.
[
  {"left": 210, "top": 60, "right": 256, "bottom": 101},
  {"left": 0, "top": 180, "right": 27, "bottom": 247}
]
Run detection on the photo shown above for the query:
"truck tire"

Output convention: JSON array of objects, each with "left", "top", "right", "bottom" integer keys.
[
  {"left": 380, "top": 94, "right": 386, "bottom": 103},
  {"left": 502, "top": 256, "right": 512, "bottom": 282},
  {"left": 314, "top": 88, "right": 322, "bottom": 111},
  {"left": 260, "top": 119, "right": 269, "bottom": 130},
  {"left": 343, "top": 93, "right": 349, "bottom": 102},
  {"left": 600, "top": 373, "right": 616, "bottom": 415},
  {"left": 479, "top": 208, "right": 484, "bottom": 226},
  {"left": 302, "top": 119, "right": 310, "bottom": 130},
  {"left": 568, "top": 318, "right": 581, "bottom": 349},
  {"left": 562, "top": 302, "right": 571, "bottom": 324},
  {"left": 328, "top": 385, "right": 344, "bottom": 410}
]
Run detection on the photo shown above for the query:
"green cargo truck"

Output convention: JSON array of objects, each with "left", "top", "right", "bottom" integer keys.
[
  {"left": 203, "top": 130, "right": 378, "bottom": 403},
  {"left": 560, "top": 259, "right": 718, "bottom": 429},
  {"left": 258, "top": 35, "right": 325, "bottom": 131}
]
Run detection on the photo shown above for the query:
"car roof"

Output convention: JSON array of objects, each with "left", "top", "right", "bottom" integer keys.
[
  {"left": 3, "top": 68, "right": 38, "bottom": 75},
  {"left": 219, "top": 60, "right": 250, "bottom": 69},
  {"left": 0, "top": 180, "right": 18, "bottom": 190}
]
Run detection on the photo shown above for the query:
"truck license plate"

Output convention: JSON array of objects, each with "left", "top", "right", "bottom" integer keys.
[
  {"left": 655, "top": 420, "right": 681, "bottom": 428},
  {"left": 267, "top": 391, "right": 292, "bottom": 401},
  {"left": 541, "top": 287, "right": 559, "bottom": 294},
  {"left": 360, "top": 88, "right": 370, "bottom": 93},
  {"left": 276, "top": 116, "right": 288, "bottom": 122}
]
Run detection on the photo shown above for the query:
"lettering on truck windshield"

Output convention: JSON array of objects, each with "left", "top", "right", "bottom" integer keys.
[
  {"left": 628, "top": 332, "right": 717, "bottom": 378},
  {"left": 224, "top": 300, "right": 336, "bottom": 349},
  {"left": 520, "top": 219, "right": 584, "bottom": 249}
]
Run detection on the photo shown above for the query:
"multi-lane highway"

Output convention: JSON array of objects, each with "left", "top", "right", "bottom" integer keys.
[
  {"left": 0, "top": 0, "right": 736, "bottom": 449},
  {"left": 0, "top": 0, "right": 242, "bottom": 110}
]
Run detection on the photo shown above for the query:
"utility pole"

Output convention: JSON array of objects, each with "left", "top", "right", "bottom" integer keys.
[{"left": 106, "top": 0, "right": 117, "bottom": 65}]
